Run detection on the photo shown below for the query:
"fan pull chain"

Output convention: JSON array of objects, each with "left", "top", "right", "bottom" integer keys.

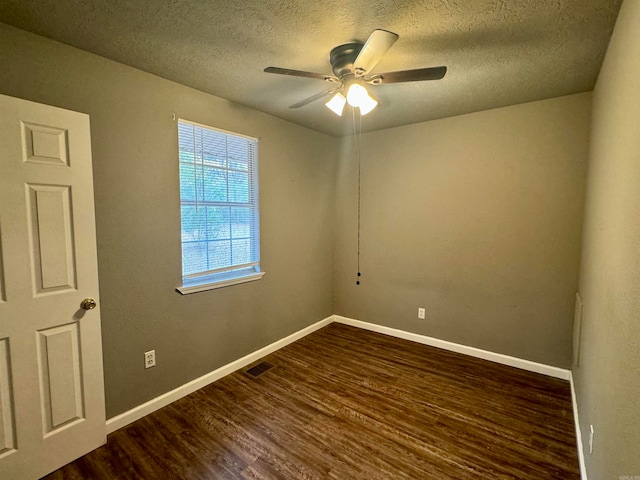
[{"left": 353, "top": 108, "right": 362, "bottom": 285}]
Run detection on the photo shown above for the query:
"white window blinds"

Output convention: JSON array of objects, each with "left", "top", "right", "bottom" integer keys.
[{"left": 178, "top": 120, "right": 260, "bottom": 288}]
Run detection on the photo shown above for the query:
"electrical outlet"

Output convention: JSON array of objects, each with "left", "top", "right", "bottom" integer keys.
[
  {"left": 589, "top": 425, "right": 594, "bottom": 454},
  {"left": 418, "top": 307, "right": 426, "bottom": 320},
  {"left": 144, "top": 350, "right": 156, "bottom": 369}
]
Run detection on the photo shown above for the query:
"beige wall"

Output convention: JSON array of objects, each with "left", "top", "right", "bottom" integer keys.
[
  {"left": 574, "top": 0, "right": 640, "bottom": 476},
  {"left": 0, "top": 23, "right": 337, "bottom": 417},
  {"left": 334, "top": 94, "right": 591, "bottom": 367}
]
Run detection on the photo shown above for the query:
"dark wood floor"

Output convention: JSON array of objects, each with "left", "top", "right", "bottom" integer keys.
[{"left": 44, "top": 323, "right": 580, "bottom": 479}]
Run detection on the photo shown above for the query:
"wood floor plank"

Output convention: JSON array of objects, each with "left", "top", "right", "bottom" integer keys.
[{"left": 43, "top": 323, "right": 580, "bottom": 479}]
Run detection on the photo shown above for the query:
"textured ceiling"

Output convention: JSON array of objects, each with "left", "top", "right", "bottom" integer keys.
[{"left": 0, "top": 0, "right": 623, "bottom": 136}]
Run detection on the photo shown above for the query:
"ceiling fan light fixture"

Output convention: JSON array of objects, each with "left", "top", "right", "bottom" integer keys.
[
  {"left": 358, "top": 93, "right": 378, "bottom": 115},
  {"left": 325, "top": 92, "right": 346, "bottom": 116},
  {"left": 345, "top": 82, "right": 378, "bottom": 115},
  {"left": 346, "top": 83, "right": 368, "bottom": 107}
]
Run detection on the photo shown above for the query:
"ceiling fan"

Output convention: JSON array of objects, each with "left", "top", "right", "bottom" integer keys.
[{"left": 264, "top": 29, "right": 447, "bottom": 116}]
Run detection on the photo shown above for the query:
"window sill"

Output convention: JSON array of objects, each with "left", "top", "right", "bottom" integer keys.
[{"left": 176, "top": 271, "right": 265, "bottom": 295}]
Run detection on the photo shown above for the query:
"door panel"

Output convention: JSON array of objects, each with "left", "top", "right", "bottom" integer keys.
[
  {"left": 37, "top": 323, "right": 84, "bottom": 434},
  {"left": 0, "top": 94, "right": 106, "bottom": 479},
  {"left": 27, "top": 184, "right": 77, "bottom": 293},
  {"left": 21, "top": 122, "right": 69, "bottom": 166},
  {"left": 0, "top": 231, "right": 5, "bottom": 303},
  {"left": 0, "top": 338, "right": 16, "bottom": 456}
]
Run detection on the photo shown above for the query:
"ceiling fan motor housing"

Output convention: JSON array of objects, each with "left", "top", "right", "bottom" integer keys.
[{"left": 330, "top": 43, "right": 363, "bottom": 78}]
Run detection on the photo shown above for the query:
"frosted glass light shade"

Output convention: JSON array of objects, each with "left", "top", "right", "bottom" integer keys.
[
  {"left": 358, "top": 94, "right": 378, "bottom": 115},
  {"left": 346, "top": 83, "right": 378, "bottom": 115},
  {"left": 346, "top": 83, "right": 368, "bottom": 107},
  {"left": 325, "top": 92, "right": 346, "bottom": 116}
]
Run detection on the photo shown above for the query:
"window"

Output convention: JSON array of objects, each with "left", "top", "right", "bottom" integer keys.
[{"left": 176, "top": 119, "right": 263, "bottom": 294}]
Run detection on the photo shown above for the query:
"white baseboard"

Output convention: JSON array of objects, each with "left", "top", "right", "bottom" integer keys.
[
  {"left": 333, "top": 315, "right": 571, "bottom": 380},
  {"left": 570, "top": 373, "right": 588, "bottom": 480},
  {"left": 105, "top": 315, "right": 333, "bottom": 434}
]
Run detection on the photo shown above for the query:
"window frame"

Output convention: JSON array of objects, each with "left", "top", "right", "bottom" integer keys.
[{"left": 175, "top": 119, "right": 264, "bottom": 294}]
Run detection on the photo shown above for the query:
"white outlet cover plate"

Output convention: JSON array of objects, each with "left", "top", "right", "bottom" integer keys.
[{"left": 145, "top": 350, "right": 156, "bottom": 368}]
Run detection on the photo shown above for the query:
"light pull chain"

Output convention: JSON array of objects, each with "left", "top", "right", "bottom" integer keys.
[{"left": 352, "top": 107, "right": 362, "bottom": 285}]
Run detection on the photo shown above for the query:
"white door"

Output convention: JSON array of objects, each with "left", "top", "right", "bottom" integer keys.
[{"left": 0, "top": 94, "right": 106, "bottom": 479}]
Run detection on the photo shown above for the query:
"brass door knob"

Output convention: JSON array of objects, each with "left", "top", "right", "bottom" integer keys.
[{"left": 81, "top": 298, "right": 97, "bottom": 310}]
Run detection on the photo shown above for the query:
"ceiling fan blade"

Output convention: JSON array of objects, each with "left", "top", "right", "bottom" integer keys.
[
  {"left": 370, "top": 66, "right": 447, "bottom": 84},
  {"left": 264, "top": 67, "right": 339, "bottom": 83},
  {"left": 353, "top": 29, "right": 399, "bottom": 76},
  {"left": 289, "top": 88, "right": 339, "bottom": 109}
]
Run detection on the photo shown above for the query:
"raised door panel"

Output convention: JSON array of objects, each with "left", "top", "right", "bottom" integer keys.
[
  {"left": 0, "top": 338, "right": 16, "bottom": 458},
  {"left": 26, "top": 185, "right": 76, "bottom": 295},
  {"left": 21, "top": 122, "right": 69, "bottom": 166},
  {"left": 0, "top": 226, "right": 5, "bottom": 303},
  {"left": 37, "top": 324, "right": 84, "bottom": 435}
]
